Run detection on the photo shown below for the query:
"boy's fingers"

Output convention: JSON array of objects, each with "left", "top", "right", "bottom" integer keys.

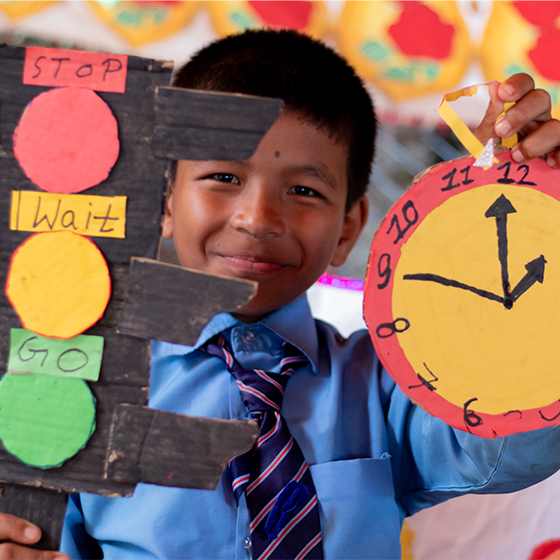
[
  {"left": 475, "top": 74, "right": 544, "bottom": 145},
  {"left": 511, "top": 118, "right": 560, "bottom": 162},
  {"left": 0, "top": 542, "right": 68, "bottom": 560},
  {"left": 474, "top": 81, "right": 503, "bottom": 144},
  {"left": 495, "top": 88, "right": 551, "bottom": 140},
  {"left": 497, "top": 73, "right": 535, "bottom": 102},
  {"left": 0, "top": 514, "right": 41, "bottom": 544},
  {"left": 0, "top": 514, "right": 69, "bottom": 560},
  {"left": 546, "top": 149, "right": 560, "bottom": 169}
]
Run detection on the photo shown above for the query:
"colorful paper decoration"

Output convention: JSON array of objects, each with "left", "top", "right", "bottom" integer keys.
[
  {"left": 480, "top": 1, "right": 560, "bottom": 120},
  {"left": 10, "top": 191, "right": 127, "bottom": 239},
  {"left": 365, "top": 151, "right": 560, "bottom": 438},
  {"left": 0, "top": 373, "right": 96, "bottom": 468},
  {"left": 8, "top": 329, "right": 104, "bottom": 382},
  {"left": 13, "top": 87, "right": 120, "bottom": 194},
  {"left": 0, "top": 1, "right": 58, "bottom": 20},
  {"left": 6, "top": 231, "right": 111, "bottom": 340},
  {"left": 87, "top": 0, "right": 200, "bottom": 47},
  {"left": 337, "top": 1, "right": 472, "bottom": 101},
  {"left": 207, "top": 1, "right": 328, "bottom": 40}
]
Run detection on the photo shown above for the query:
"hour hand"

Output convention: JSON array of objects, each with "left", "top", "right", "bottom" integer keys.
[
  {"left": 510, "top": 255, "right": 546, "bottom": 302},
  {"left": 402, "top": 273, "right": 504, "bottom": 304}
]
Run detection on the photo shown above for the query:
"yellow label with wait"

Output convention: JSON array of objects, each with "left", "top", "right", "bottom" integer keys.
[{"left": 10, "top": 190, "right": 127, "bottom": 238}]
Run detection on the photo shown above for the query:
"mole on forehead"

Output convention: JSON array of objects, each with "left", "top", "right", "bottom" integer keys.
[{"left": 275, "top": 151, "right": 280, "bottom": 158}]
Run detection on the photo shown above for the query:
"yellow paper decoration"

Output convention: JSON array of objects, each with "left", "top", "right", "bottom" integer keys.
[
  {"left": 0, "top": 1, "right": 58, "bottom": 20},
  {"left": 207, "top": 1, "right": 329, "bottom": 41},
  {"left": 87, "top": 0, "right": 200, "bottom": 47},
  {"left": 6, "top": 231, "right": 111, "bottom": 339},
  {"left": 480, "top": 1, "right": 560, "bottom": 120},
  {"left": 337, "top": 1, "right": 472, "bottom": 101}
]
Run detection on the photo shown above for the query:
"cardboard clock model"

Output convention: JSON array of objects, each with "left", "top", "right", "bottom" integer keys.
[
  {"left": 365, "top": 92, "right": 560, "bottom": 439},
  {"left": 0, "top": 44, "right": 282, "bottom": 549}
]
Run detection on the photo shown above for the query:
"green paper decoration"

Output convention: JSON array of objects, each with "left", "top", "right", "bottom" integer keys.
[{"left": 0, "top": 373, "right": 96, "bottom": 468}]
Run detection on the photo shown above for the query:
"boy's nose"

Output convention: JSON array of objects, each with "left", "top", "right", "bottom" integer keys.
[{"left": 230, "top": 190, "right": 285, "bottom": 238}]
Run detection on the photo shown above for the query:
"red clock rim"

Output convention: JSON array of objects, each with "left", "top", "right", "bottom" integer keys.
[{"left": 364, "top": 150, "right": 560, "bottom": 438}]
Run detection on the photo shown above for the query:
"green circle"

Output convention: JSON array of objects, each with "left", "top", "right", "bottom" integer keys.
[{"left": 0, "top": 373, "right": 96, "bottom": 468}]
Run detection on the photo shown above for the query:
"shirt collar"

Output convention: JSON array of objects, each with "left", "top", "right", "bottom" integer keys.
[{"left": 152, "top": 294, "right": 320, "bottom": 373}]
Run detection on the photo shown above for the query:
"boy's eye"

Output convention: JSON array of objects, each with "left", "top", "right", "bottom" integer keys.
[
  {"left": 207, "top": 173, "right": 240, "bottom": 184},
  {"left": 289, "top": 185, "right": 324, "bottom": 198}
]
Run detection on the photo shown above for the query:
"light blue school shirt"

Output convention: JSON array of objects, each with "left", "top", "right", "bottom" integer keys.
[{"left": 62, "top": 295, "right": 560, "bottom": 559}]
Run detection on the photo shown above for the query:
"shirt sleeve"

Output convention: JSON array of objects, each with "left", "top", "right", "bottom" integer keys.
[
  {"left": 61, "top": 494, "right": 103, "bottom": 560},
  {"left": 386, "top": 382, "right": 560, "bottom": 517}
]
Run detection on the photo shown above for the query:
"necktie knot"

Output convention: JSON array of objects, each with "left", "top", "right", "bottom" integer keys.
[{"left": 205, "top": 335, "right": 307, "bottom": 416}]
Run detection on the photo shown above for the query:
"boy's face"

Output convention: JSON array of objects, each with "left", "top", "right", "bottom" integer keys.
[{"left": 162, "top": 111, "right": 368, "bottom": 322}]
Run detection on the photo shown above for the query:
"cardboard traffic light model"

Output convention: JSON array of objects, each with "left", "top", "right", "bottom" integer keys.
[{"left": 0, "top": 44, "right": 282, "bottom": 549}]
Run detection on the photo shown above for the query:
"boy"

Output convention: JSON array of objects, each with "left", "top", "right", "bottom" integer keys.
[{"left": 3, "top": 29, "right": 560, "bottom": 560}]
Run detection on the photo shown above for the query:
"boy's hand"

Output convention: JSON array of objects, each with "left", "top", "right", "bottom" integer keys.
[
  {"left": 0, "top": 514, "right": 68, "bottom": 560},
  {"left": 475, "top": 73, "right": 560, "bottom": 168}
]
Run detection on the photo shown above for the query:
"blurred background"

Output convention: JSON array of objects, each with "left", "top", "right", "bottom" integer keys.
[
  {"left": 5, "top": 0, "right": 552, "bottom": 281},
  {"left": 3, "top": 2, "right": 560, "bottom": 558}
]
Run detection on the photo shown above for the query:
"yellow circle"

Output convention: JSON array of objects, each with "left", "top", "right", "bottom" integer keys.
[
  {"left": 6, "top": 231, "right": 111, "bottom": 339},
  {"left": 393, "top": 184, "right": 560, "bottom": 415}
]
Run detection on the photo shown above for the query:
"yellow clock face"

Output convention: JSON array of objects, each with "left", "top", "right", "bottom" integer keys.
[{"left": 365, "top": 151, "right": 560, "bottom": 437}]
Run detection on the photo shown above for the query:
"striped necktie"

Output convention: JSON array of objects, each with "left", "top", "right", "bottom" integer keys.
[{"left": 205, "top": 334, "right": 323, "bottom": 560}]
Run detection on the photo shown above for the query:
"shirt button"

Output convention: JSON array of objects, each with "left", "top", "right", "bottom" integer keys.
[
  {"left": 243, "top": 536, "right": 252, "bottom": 555},
  {"left": 243, "top": 331, "right": 255, "bottom": 342}
]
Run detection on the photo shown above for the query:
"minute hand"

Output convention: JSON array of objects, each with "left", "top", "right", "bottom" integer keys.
[
  {"left": 510, "top": 255, "right": 546, "bottom": 302},
  {"left": 485, "top": 194, "right": 517, "bottom": 301}
]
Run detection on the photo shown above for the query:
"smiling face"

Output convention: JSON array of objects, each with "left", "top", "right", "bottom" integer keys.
[{"left": 162, "top": 111, "right": 368, "bottom": 322}]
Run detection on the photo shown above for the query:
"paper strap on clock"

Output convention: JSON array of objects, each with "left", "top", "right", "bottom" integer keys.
[{"left": 438, "top": 83, "right": 518, "bottom": 163}]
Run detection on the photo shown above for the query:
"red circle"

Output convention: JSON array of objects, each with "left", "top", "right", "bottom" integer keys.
[{"left": 13, "top": 87, "right": 119, "bottom": 194}]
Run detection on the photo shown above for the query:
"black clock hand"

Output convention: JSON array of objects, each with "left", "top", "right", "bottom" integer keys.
[
  {"left": 510, "top": 255, "right": 546, "bottom": 302},
  {"left": 404, "top": 259, "right": 546, "bottom": 307},
  {"left": 404, "top": 195, "right": 545, "bottom": 308},
  {"left": 403, "top": 273, "right": 504, "bottom": 304},
  {"left": 485, "top": 194, "right": 517, "bottom": 304}
]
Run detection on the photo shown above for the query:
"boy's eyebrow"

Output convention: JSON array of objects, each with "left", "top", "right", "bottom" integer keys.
[{"left": 287, "top": 164, "right": 339, "bottom": 191}]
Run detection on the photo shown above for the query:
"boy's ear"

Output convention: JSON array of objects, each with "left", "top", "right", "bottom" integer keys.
[
  {"left": 331, "top": 195, "right": 369, "bottom": 267},
  {"left": 161, "top": 185, "right": 174, "bottom": 239}
]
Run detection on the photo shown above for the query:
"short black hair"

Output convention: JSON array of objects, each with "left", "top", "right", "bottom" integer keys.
[{"left": 172, "top": 29, "right": 376, "bottom": 211}]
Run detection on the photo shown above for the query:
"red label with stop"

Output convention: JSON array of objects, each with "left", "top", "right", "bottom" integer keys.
[{"left": 23, "top": 47, "right": 128, "bottom": 93}]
